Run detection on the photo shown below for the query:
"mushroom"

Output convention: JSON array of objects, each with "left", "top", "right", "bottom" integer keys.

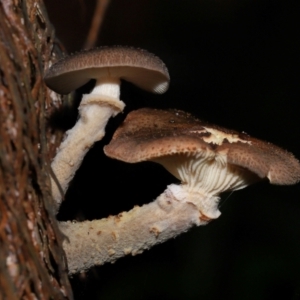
[
  {"left": 104, "top": 108, "right": 300, "bottom": 220},
  {"left": 44, "top": 47, "right": 170, "bottom": 209}
]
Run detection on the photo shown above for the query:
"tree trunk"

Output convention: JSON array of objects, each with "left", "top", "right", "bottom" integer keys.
[{"left": 0, "top": 0, "right": 73, "bottom": 298}]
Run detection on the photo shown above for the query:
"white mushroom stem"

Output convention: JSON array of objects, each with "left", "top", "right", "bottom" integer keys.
[
  {"left": 60, "top": 183, "right": 220, "bottom": 274},
  {"left": 91, "top": 77, "right": 121, "bottom": 99},
  {"left": 51, "top": 77, "right": 125, "bottom": 211}
]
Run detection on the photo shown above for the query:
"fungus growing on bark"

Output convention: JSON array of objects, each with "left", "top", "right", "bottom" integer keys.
[
  {"left": 44, "top": 47, "right": 169, "bottom": 208},
  {"left": 104, "top": 108, "right": 300, "bottom": 220}
]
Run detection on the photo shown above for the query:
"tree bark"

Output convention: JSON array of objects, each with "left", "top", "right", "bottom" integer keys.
[{"left": 0, "top": 0, "right": 73, "bottom": 298}]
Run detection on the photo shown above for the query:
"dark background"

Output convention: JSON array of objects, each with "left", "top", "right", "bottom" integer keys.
[{"left": 45, "top": 1, "right": 300, "bottom": 299}]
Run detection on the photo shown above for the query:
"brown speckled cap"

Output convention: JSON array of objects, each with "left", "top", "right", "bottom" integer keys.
[
  {"left": 44, "top": 46, "right": 170, "bottom": 95},
  {"left": 104, "top": 108, "right": 300, "bottom": 185}
]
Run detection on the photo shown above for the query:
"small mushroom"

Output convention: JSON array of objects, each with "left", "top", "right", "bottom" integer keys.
[
  {"left": 44, "top": 47, "right": 169, "bottom": 209},
  {"left": 104, "top": 108, "right": 300, "bottom": 220}
]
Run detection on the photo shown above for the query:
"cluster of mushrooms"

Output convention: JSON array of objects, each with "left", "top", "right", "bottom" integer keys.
[{"left": 44, "top": 46, "right": 300, "bottom": 274}]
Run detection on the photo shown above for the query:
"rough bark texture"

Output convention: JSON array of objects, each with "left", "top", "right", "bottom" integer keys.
[{"left": 0, "top": 0, "right": 73, "bottom": 299}]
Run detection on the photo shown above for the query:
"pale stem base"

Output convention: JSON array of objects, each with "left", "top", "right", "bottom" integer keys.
[{"left": 60, "top": 184, "right": 220, "bottom": 274}]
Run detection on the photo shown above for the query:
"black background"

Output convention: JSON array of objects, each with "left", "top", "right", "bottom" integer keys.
[{"left": 45, "top": 1, "right": 300, "bottom": 299}]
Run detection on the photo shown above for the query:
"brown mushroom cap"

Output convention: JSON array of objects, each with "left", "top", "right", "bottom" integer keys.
[
  {"left": 44, "top": 46, "right": 170, "bottom": 95},
  {"left": 104, "top": 108, "right": 300, "bottom": 185}
]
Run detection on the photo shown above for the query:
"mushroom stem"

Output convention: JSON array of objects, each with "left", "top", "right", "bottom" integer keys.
[
  {"left": 90, "top": 77, "right": 121, "bottom": 99},
  {"left": 60, "top": 183, "right": 218, "bottom": 274},
  {"left": 51, "top": 100, "right": 124, "bottom": 210}
]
